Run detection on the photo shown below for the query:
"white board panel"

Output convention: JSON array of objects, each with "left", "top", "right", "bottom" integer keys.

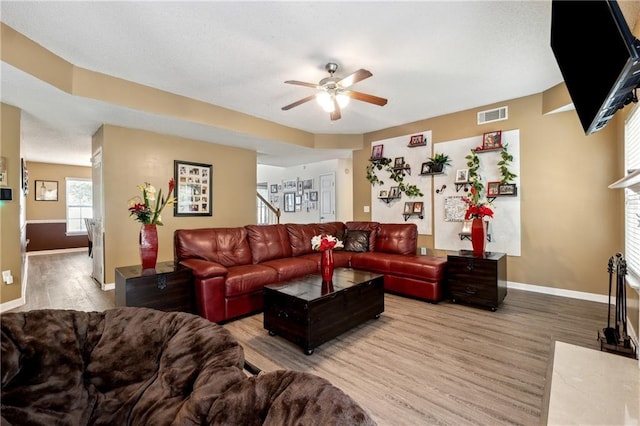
[
  {"left": 371, "top": 131, "right": 433, "bottom": 235},
  {"left": 433, "top": 130, "right": 521, "bottom": 256}
]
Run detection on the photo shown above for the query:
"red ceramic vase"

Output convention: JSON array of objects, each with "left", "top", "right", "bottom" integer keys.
[
  {"left": 470, "top": 218, "right": 487, "bottom": 256},
  {"left": 139, "top": 224, "right": 158, "bottom": 270},
  {"left": 321, "top": 248, "right": 334, "bottom": 282}
]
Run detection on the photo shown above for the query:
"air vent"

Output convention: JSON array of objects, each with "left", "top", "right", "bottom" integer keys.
[{"left": 477, "top": 106, "right": 508, "bottom": 125}]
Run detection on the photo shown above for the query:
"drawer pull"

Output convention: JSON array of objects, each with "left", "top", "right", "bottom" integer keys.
[
  {"left": 277, "top": 311, "right": 289, "bottom": 319},
  {"left": 157, "top": 275, "right": 167, "bottom": 290},
  {"left": 464, "top": 287, "right": 477, "bottom": 295}
]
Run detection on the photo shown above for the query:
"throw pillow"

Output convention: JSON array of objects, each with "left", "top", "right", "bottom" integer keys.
[{"left": 343, "top": 230, "right": 370, "bottom": 252}]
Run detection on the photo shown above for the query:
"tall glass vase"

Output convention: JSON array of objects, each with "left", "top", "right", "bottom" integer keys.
[
  {"left": 470, "top": 218, "right": 487, "bottom": 256},
  {"left": 321, "top": 249, "right": 334, "bottom": 282},
  {"left": 139, "top": 224, "right": 158, "bottom": 270}
]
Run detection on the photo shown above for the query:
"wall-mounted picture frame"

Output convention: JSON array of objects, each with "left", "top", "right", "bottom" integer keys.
[
  {"left": 413, "top": 202, "right": 423, "bottom": 214},
  {"left": 283, "top": 192, "right": 295, "bottom": 212},
  {"left": 270, "top": 184, "right": 278, "bottom": 193},
  {"left": 408, "top": 134, "right": 426, "bottom": 147},
  {"left": 295, "top": 195, "right": 302, "bottom": 205},
  {"left": 174, "top": 160, "right": 213, "bottom": 216},
  {"left": 0, "top": 156, "right": 7, "bottom": 186},
  {"left": 498, "top": 183, "right": 517, "bottom": 195},
  {"left": 404, "top": 202, "right": 414, "bottom": 213},
  {"left": 455, "top": 169, "right": 469, "bottom": 183},
  {"left": 487, "top": 181, "right": 501, "bottom": 197},
  {"left": 389, "top": 186, "right": 400, "bottom": 198},
  {"left": 303, "top": 178, "right": 313, "bottom": 189},
  {"left": 297, "top": 179, "right": 303, "bottom": 195},
  {"left": 282, "top": 179, "right": 296, "bottom": 190},
  {"left": 420, "top": 162, "right": 431, "bottom": 174},
  {"left": 371, "top": 144, "right": 384, "bottom": 160},
  {"left": 482, "top": 130, "right": 502, "bottom": 150},
  {"left": 21, "top": 158, "right": 29, "bottom": 195},
  {"left": 394, "top": 157, "right": 405, "bottom": 168},
  {"left": 309, "top": 191, "right": 318, "bottom": 202},
  {"left": 34, "top": 180, "right": 58, "bottom": 201}
]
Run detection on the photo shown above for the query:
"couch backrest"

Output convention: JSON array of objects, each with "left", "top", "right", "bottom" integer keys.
[
  {"left": 318, "top": 222, "right": 346, "bottom": 241},
  {"left": 174, "top": 228, "right": 253, "bottom": 267},
  {"left": 345, "top": 221, "right": 379, "bottom": 252},
  {"left": 285, "top": 223, "right": 321, "bottom": 256},
  {"left": 375, "top": 223, "right": 417, "bottom": 255},
  {"left": 245, "top": 224, "right": 292, "bottom": 264}
]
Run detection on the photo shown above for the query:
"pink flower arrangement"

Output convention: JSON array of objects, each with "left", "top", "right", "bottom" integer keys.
[
  {"left": 128, "top": 179, "right": 176, "bottom": 225},
  {"left": 311, "top": 234, "right": 344, "bottom": 251},
  {"left": 462, "top": 187, "right": 494, "bottom": 220}
]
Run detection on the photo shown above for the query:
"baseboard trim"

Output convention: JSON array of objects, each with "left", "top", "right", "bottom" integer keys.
[
  {"left": 27, "top": 247, "right": 87, "bottom": 256},
  {"left": 508, "top": 281, "right": 608, "bottom": 304}
]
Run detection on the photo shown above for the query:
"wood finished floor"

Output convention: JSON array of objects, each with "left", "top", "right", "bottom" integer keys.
[{"left": 9, "top": 251, "right": 609, "bottom": 425}]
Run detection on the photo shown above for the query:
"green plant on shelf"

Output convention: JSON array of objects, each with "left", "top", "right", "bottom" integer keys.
[
  {"left": 426, "top": 152, "right": 451, "bottom": 172},
  {"left": 498, "top": 143, "right": 517, "bottom": 184}
]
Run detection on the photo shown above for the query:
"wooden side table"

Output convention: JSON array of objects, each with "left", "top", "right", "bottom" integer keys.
[
  {"left": 446, "top": 250, "right": 507, "bottom": 311},
  {"left": 115, "top": 261, "right": 195, "bottom": 313}
]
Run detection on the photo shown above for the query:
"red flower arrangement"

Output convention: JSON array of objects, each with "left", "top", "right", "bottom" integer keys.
[
  {"left": 462, "top": 187, "right": 494, "bottom": 220},
  {"left": 311, "top": 234, "right": 344, "bottom": 251},
  {"left": 127, "top": 179, "right": 176, "bottom": 225}
]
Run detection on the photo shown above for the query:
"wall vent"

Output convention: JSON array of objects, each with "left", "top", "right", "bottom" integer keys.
[{"left": 477, "top": 106, "right": 508, "bottom": 125}]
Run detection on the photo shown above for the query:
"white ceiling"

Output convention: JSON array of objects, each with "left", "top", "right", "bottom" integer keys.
[{"left": 1, "top": 1, "right": 568, "bottom": 167}]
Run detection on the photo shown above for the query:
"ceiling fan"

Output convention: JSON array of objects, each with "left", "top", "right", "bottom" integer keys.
[{"left": 282, "top": 62, "right": 388, "bottom": 121}]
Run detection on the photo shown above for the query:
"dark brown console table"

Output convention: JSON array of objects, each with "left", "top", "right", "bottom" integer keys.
[
  {"left": 447, "top": 250, "right": 507, "bottom": 311},
  {"left": 263, "top": 268, "right": 384, "bottom": 355},
  {"left": 115, "top": 261, "right": 195, "bottom": 313}
]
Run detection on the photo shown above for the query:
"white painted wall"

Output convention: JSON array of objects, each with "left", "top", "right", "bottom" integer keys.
[{"left": 257, "top": 158, "right": 353, "bottom": 224}]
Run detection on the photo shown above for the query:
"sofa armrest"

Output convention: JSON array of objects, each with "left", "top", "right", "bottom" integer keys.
[{"left": 180, "top": 259, "right": 228, "bottom": 278}]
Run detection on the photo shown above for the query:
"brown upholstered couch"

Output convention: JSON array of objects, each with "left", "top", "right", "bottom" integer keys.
[
  {"left": 1, "top": 307, "right": 376, "bottom": 425},
  {"left": 174, "top": 221, "right": 446, "bottom": 323}
]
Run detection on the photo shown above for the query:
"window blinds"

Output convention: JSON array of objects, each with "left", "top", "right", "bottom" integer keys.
[{"left": 624, "top": 105, "right": 640, "bottom": 280}]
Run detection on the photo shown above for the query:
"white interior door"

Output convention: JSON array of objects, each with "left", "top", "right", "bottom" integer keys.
[
  {"left": 91, "top": 148, "right": 104, "bottom": 286},
  {"left": 319, "top": 172, "right": 336, "bottom": 223}
]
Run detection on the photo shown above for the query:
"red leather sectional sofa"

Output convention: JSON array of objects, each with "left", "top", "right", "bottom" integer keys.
[{"left": 174, "top": 221, "right": 446, "bottom": 323}]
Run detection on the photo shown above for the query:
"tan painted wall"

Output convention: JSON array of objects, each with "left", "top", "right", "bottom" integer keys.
[
  {"left": 356, "top": 94, "right": 622, "bottom": 297},
  {"left": 97, "top": 125, "right": 257, "bottom": 283},
  {"left": 0, "top": 104, "right": 23, "bottom": 304},
  {"left": 25, "top": 162, "right": 92, "bottom": 221}
]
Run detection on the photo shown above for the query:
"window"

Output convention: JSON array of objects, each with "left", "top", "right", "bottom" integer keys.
[
  {"left": 66, "top": 178, "right": 92, "bottom": 235},
  {"left": 624, "top": 106, "right": 640, "bottom": 285}
]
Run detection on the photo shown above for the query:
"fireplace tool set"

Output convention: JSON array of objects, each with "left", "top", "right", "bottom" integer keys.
[{"left": 598, "top": 253, "right": 637, "bottom": 358}]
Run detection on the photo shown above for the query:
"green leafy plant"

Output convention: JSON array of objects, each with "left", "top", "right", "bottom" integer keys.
[
  {"left": 366, "top": 157, "right": 392, "bottom": 186},
  {"left": 465, "top": 149, "right": 484, "bottom": 197},
  {"left": 366, "top": 157, "right": 423, "bottom": 197},
  {"left": 428, "top": 153, "right": 451, "bottom": 167},
  {"left": 497, "top": 143, "right": 517, "bottom": 184}
]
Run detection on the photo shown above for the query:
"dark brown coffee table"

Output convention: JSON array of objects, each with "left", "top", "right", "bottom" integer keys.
[{"left": 263, "top": 268, "right": 384, "bottom": 355}]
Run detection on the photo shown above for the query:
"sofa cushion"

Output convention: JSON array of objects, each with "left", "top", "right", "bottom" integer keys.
[
  {"left": 259, "top": 257, "right": 319, "bottom": 282},
  {"left": 318, "top": 222, "right": 346, "bottom": 240},
  {"left": 375, "top": 223, "right": 417, "bottom": 255},
  {"left": 345, "top": 221, "right": 379, "bottom": 252},
  {"left": 224, "top": 264, "right": 279, "bottom": 297},
  {"left": 175, "top": 227, "right": 252, "bottom": 267},
  {"left": 285, "top": 223, "right": 321, "bottom": 256},
  {"left": 343, "top": 229, "right": 370, "bottom": 252},
  {"left": 245, "top": 224, "right": 292, "bottom": 264}
]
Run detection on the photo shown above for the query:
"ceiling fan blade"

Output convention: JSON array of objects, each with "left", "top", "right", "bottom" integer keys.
[
  {"left": 337, "top": 69, "right": 372, "bottom": 88},
  {"left": 330, "top": 97, "right": 341, "bottom": 121},
  {"left": 282, "top": 95, "right": 316, "bottom": 111},
  {"left": 284, "top": 80, "right": 318, "bottom": 89},
  {"left": 343, "top": 90, "right": 388, "bottom": 106}
]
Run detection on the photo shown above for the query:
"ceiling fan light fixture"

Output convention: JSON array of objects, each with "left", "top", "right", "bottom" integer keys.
[
  {"left": 316, "top": 91, "right": 335, "bottom": 112},
  {"left": 316, "top": 91, "right": 349, "bottom": 113}
]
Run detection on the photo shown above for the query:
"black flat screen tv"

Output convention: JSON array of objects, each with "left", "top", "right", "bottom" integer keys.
[{"left": 551, "top": 0, "right": 640, "bottom": 135}]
